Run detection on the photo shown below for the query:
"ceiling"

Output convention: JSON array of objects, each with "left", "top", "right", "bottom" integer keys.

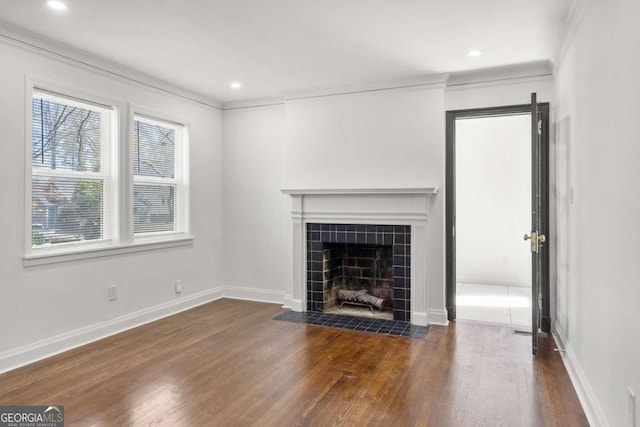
[{"left": 0, "top": 0, "right": 573, "bottom": 103}]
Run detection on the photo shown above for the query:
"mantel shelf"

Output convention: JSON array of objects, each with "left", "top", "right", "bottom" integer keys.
[{"left": 281, "top": 187, "right": 439, "bottom": 196}]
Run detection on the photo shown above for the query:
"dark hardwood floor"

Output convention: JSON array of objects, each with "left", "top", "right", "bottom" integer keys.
[{"left": 0, "top": 299, "right": 588, "bottom": 426}]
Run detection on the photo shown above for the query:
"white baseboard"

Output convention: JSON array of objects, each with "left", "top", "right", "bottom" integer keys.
[
  {"left": 553, "top": 322, "right": 608, "bottom": 427},
  {"left": 289, "top": 298, "right": 303, "bottom": 311},
  {"left": 222, "top": 286, "right": 285, "bottom": 305},
  {"left": 412, "top": 311, "right": 429, "bottom": 326},
  {"left": 282, "top": 294, "right": 293, "bottom": 309},
  {"left": 0, "top": 287, "right": 224, "bottom": 375},
  {"left": 283, "top": 295, "right": 303, "bottom": 311},
  {"left": 427, "top": 309, "right": 449, "bottom": 326}
]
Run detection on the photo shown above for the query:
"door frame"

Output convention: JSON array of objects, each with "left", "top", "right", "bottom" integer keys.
[{"left": 445, "top": 103, "right": 550, "bottom": 332}]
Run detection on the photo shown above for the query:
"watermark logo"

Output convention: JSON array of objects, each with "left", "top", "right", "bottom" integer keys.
[{"left": 0, "top": 406, "right": 64, "bottom": 427}]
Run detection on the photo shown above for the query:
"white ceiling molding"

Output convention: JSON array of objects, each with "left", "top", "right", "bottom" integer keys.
[
  {"left": 554, "top": 0, "right": 592, "bottom": 73},
  {"left": 222, "top": 76, "right": 447, "bottom": 110},
  {"left": 222, "top": 97, "right": 286, "bottom": 111},
  {"left": 223, "top": 64, "right": 554, "bottom": 110},
  {"left": 444, "top": 74, "right": 554, "bottom": 96},
  {"left": 0, "top": 21, "right": 223, "bottom": 110},
  {"left": 446, "top": 61, "right": 553, "bottom": 88},
  {"left": 283, "top": 75, "right": 448, "bottom": 103}
]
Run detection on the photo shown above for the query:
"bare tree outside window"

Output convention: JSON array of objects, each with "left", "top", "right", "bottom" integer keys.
[
  {"left": 31, "top": 94, "right": 106, "bottom": 247},
  {"left": 133, "top": 119, "right": 179, "bottom": 234}
]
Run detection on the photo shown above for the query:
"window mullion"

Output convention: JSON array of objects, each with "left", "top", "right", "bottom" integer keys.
[
  {"left": 32, "top": 168, "right": 107, "bottom": 180},
  {"left": 133, "top": 176, "right": 178, "bottom": 185}
]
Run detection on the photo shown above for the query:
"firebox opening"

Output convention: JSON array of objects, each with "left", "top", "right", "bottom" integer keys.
[{"left": 322, "top": 243, "right": 394, "bottom": 320}]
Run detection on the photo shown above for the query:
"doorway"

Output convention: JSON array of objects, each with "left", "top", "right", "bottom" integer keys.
[{"left": 445, "top": 103, "right": 550, "bottom": 332}]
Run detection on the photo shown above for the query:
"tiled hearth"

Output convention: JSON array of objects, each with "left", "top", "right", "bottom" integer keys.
[
  {"left": 274, "top": 310, "right": 430, "bottom": 339},
  {"left": 306, "top": 223, "right": 411, "bottom": 321}
]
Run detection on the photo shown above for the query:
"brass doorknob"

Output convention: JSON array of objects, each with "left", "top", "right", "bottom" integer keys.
[{"left": 524, "top": 233, "right": 532, "bottom": 241}]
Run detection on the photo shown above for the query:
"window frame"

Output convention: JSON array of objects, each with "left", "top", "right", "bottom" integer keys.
[
  {"left": 129, "top": 107, "right": 190, "bottom": 243},
  {"left": 26, "top": 80, "right": 121, "bottom": 257},
  {"left": 23, "top": 77, "right": 193, "bottom": 267}
]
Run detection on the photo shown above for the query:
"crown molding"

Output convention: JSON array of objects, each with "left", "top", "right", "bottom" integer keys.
[
  {"left": 445, "top": 74, "right": 554, "bottom": 93},
  {"left": 446, "top": 61, "right": 553, "bottom": 88},
  {"left": 222, "top": 66, "right": 553, "bottom": 109},
  {"left": 220, "top": 75, "right": 448, "bottom": 109},
  {"left": 283, "top": 74, "right": 448, "bottom": 102},
  {"left": 553, "top": 0, "right": 592, "bottom": 73},
  {"left": 0, "top": 20, "right": 223, "bottom": 110},
  {"left": 222, "top": 97, "right": 285, "bottom": 111}
]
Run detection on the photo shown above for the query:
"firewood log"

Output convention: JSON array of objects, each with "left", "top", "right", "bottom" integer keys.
[
  {"left": 338, "top": 289, "right": 384, "bottom": 310},
  {"left": 359, "top": 293, "right": 384, "bottom": 310}
]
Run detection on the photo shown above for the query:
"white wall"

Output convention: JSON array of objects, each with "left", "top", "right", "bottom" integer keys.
[
  {"left": 0, "top": 40, "right": 224, "bottom": 369},
  {"left": 456, "top": 115, "right": 531, "bottom": 287},
  {"left": 554, "top": 0, "right": 640, "bottom": 425},
  {"left": 222, "top": 104, "right": 290, "bottom": 301},
  {"left": 220, "top": 79, "right": 555, "bottom": 324},
  {"left": 285, "top": 87, "right": 446, "bottom": 189},
  {"left": 285, "top": 86, "right": 447, "bottom": 317}
]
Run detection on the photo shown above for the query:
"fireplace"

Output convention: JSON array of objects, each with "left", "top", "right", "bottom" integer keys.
[
  {"left": 282, "top": 187, "right": 442, "bottom": 326},
  {"left": 307, "top": 223, "right": 411, "bottom": 321}
]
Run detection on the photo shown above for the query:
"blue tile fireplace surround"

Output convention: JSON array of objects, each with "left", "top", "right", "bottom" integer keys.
[{"left": 306, "top": 223, "right": 411, "bottom": 322}]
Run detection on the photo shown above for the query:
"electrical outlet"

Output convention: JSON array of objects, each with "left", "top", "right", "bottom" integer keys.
[
  {"left": 175, "top": 280, "right": 183, "bottom": 294},
  {"left": 108, "top": 285, "right": 117, "bottom": 301},
  {"left": 629, "top": 387, "right": 637, "bottom": 427}
]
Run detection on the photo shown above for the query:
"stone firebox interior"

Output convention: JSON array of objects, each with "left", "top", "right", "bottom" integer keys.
[
  {"left": 322, "top": 243, "right": 394, "bottom": 319},
  {"left": 307, "top": 223, "right": 411, "bottom": 321}
]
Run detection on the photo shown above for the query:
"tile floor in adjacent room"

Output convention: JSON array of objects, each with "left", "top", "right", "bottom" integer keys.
[{"left": 456, "top": 282, "right": 532, "bottom": 327}]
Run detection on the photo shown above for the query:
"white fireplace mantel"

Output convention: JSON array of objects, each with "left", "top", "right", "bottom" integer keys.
[{"left": 281, "top": 187, "right": 444, "bottom": 326}]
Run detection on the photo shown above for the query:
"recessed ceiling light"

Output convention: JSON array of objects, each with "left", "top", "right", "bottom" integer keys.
[
  {"left": 468, "top": 49, "right": 482, "bottom": 57},
  {"left": 46, "top": 0, "right": 68, "bottom": 10},
  {"left": 230, "top": 81, "right": 242, "bottom": 89}
]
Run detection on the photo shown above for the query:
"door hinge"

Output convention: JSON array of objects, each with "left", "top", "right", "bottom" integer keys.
[
  {"left": 538, "top": 119, "right": 542, "bottom": 136},
  {"left": 538, "top": 294, "right": 543, "bottom": 313}
]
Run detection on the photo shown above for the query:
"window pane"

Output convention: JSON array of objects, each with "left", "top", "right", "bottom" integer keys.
[
  {"left": 134, "top": 120, "right": 175, "bottom": 178},
  {"left": 134, "top": 184, "right": 177, "bottom": 234},
  {"left": 32, "top": 96, "right": 102, "bottom": 172},
  {"left": 32, "top": 177, "right": 104, "bottom": 247}
]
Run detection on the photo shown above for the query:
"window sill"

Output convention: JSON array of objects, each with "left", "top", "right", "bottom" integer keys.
[{"left": 23, "top": 236, "right": 194, "bottom": 267}]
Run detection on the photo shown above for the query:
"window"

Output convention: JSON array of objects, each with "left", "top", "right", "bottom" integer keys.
[
  {"left": 26, "top": 83, "right": 191, "bottom": 263},
  {"left": 133, "top": 115, "right": 188, "bottom": 237},
  {"left": 30, "top": 89, "right": 116, "bottom": 251}
]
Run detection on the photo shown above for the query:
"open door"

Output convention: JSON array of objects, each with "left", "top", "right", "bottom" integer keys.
[
  {"left": 446, "top": 101, "right": 550, "bottom": 342},
  {"left": 525, "top": 92, "right": 545, "bottom": 354}
]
